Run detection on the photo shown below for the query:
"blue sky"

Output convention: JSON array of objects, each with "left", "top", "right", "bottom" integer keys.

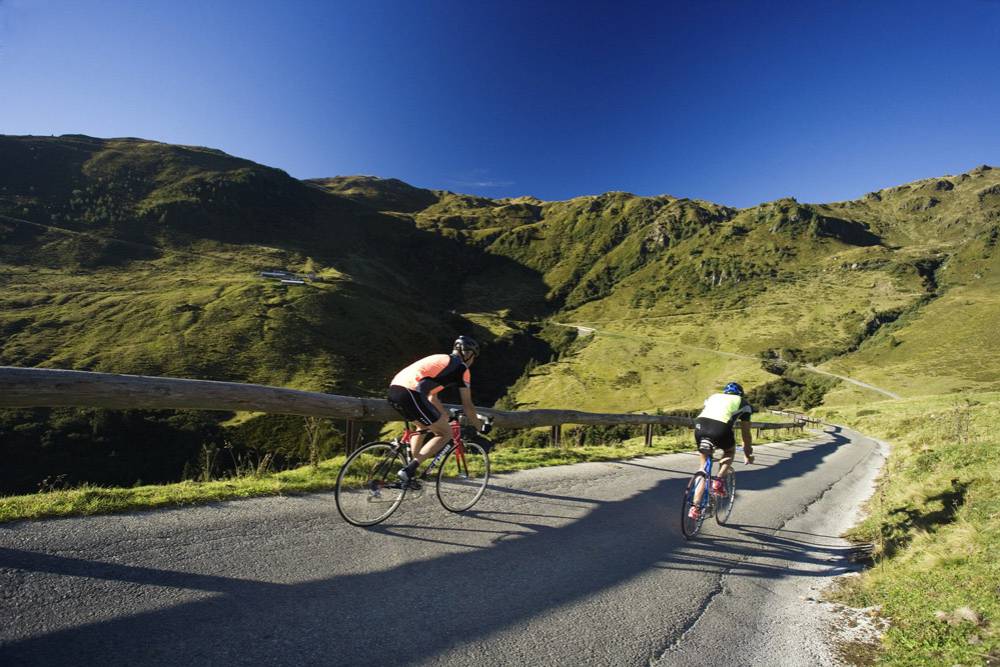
[{"left": 1, "top": 0, "right": 998, "bottom": 207}]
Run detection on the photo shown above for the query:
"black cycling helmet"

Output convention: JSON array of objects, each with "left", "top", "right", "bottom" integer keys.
[
  {"left": 723, "top": 382, "right": 744, "bottom": 396},
  {"left": 453, "top": 335, "right": 480, "bottom": 360}
]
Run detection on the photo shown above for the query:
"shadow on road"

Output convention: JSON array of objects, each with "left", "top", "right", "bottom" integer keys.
[
  {"left": 649, "top": 526, "right": 862, "bottom": 579},
  {"left": 0, "top": 430, "right": 864, "bottom": 666}
]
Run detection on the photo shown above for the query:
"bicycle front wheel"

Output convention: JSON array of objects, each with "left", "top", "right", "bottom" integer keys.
[
  {"left": 335, "top": 442, "right": 407, "bottom": 526},
  {"left": 714, "top": 469, "right": 736, "bottom": 525},
  {"left": 680, "top": 471, "right": 708, "bottom": 539},
  {"left": 436, "top": 442, "right": 490, "bottom": 512}
]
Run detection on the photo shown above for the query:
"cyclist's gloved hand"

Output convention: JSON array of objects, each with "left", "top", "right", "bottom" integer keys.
[
  {"left": 478, "top": 416, "right": 493, "bottom": 434},
  {"left": 743, "top": 447, "right": 754, "bottom": 465}
]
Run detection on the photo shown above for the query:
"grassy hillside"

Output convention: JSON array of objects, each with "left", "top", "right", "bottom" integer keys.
[
  {"left": 3, "top": 133, "right": 999, "bottom": 490},
  {"left": 491, "top": 170, "right": 998, "bottom": 409},
  {"left": 816, "top": 394, "right": 1000, "bottom": 665},
  {"left": 0, "top": 136, "right": 546, "bottom": 395},
  {"left": 8, "top": 138, "right": 995, "bottom": 412},
  {"left": 328, "top": 167, "right": 1000, "bottom": 413}
]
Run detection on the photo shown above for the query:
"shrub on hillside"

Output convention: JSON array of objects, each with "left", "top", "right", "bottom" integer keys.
[{"left": 0, "top": 408, "right": 224, "bottom": 494}]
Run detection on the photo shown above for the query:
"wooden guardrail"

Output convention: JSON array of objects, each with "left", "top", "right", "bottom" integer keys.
[
  {"left": 768, "top": 408, "right": 822, "bottom": 425},
  {"left": 0, "top": 367, "right": 803, "bottom": 443}
]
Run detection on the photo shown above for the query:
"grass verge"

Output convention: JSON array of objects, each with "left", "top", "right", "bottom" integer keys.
[
  {"left": 0, "top": 425, "right": 803, "bottom": 523},
  {"left": 816, "top": 392, "right": 1000, "bottom": 666}
]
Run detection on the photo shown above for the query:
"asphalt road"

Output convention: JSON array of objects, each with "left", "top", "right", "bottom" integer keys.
[{"left": 0, "top": 427, "right": 883, "bottom": 666}]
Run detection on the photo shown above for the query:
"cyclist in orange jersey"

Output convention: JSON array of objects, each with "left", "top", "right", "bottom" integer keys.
[{"left": 387, "top": 336, "right": 484, "bottom": 486}]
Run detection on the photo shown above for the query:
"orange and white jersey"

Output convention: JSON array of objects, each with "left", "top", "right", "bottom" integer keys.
[{"left": 390, "top": 353, "right": 471, "bottom": 395}]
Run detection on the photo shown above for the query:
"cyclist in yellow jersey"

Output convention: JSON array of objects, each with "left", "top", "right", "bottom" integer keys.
[
  {"left": 387, "top": 336, "right": 484, "bottom": 487},
  {"left": 689, "top": 382, "right": 755, "bottom": 519}
]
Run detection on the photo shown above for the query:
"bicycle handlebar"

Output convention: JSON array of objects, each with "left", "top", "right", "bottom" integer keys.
[{"left": 448, "top": 408, "right": 494, "bottom": 434}]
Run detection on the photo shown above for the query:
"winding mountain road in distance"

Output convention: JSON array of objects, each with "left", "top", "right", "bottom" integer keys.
[
  {"left": 553, "top": 321, "right": 902, "bottom": 401},
  {"left": 1, "top": 427, "right": 883, "bottom": 666}
]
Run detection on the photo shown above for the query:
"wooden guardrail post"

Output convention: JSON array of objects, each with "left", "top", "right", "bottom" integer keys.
[
  {"left": 344, "top": 419, "right": 358, "bottom": 453},
  {"left": 644, "top": 423, "right": 653, "bottom": 447},
  {"left": 550, "top": 424, "right": 561, "bottom": 447}
]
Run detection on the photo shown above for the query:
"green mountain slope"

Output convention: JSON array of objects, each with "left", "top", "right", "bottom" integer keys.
[
  {"left": 0, "top": 136, "right": 548, "bottom": 398},
  {"left": 7, "top": 137, "right": 995, "bottom": 408},
  {"left": 3, "top": 133, "right": 999, "bottom": 490},
  {"left": 326, "top": 168, "right": 1000, "bottom": 411}
]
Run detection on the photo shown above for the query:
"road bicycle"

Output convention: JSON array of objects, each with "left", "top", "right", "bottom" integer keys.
[
  {"left": 679, "top": 443, "right": 739, "bottom": 539},
  {"left": 335, "top": 410, "right": 494, "bottom": 527}
]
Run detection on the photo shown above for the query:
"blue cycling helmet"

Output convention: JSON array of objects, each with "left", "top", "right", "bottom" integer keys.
[{"left": 723, "top": 382, "right": 744, "bottom": 396}]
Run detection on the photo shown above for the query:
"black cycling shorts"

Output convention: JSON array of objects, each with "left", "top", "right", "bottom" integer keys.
[
  {"left": 388, "top": 385, "right": 441, "bottom": 426},
  {"left": 693, "top": 417, "right": 736, "bottom": 453}
]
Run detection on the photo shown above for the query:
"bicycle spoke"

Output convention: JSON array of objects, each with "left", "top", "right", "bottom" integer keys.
[
  {"left": 335, "top": 442, "right": 407, "bottom": 526},
  {"left": 437, "top": 442, "right": 490, "bottom": 512},
  {"left": 681, "top": 472, "right": 707, "bottom": 539},
  {"left": 715, "top": 469, "right": 736, "bottom": 525}
]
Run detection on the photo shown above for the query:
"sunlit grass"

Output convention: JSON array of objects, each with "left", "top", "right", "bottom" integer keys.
[
  {"left": 821, "top": 280, "right": 1000, "bottom": 398},
  {"left": 510, "top": 261, "right": 926, "bottom": 413},
  {"left": 817, "top": 392, "right": 1000, "bottom": 666}
]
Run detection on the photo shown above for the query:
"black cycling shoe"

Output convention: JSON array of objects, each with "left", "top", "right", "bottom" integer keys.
[{"left": 397, "top": 468, "right": 422, "bottom": 490}]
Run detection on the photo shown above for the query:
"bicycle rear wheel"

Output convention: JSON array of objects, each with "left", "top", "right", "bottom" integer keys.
[
  {"left": 335, "top": 442, "right": 407, "bottom": 526},
  {"left": 714, "top": 469, "right": 736, "bottom": 525},
  {"left": 680, "top": 471, "right": 708, "bottom": 539},
  {"left": 436, "top": 441, "right": 490, "bottom": 512}
]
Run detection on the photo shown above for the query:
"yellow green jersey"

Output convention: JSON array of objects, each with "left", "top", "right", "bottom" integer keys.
[{"left": 697, "top": 393, "right": 753, "bottom": 426}]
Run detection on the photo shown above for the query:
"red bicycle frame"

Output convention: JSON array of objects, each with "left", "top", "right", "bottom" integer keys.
[{"left": 399, "top": 419, "right": 467, "bottom": 466}]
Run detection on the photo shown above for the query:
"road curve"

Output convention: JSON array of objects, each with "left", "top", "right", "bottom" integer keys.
[
  {"left": 0, "top": 428, "right": 883, "bottom": 666},
  {"left": 552, "top": 322, "right": 902, "bottom": 401},
  {"left": 802, "top": 364, "right": 902, "bottom": 400}
]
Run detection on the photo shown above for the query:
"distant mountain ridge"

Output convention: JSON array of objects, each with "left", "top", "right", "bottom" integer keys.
[
  {"left": 2, "top": 134, "right": 999, "bottom": 407},
  {"left": 309, "top": 160, "right": 1000, "bottom": 407}
]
